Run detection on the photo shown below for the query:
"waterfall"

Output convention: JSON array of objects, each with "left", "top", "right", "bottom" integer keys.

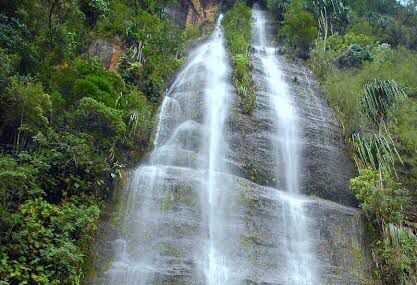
[
  {"left": 202, "top": 14, "right": 238, "bottom": 285},
  {"left": 93, "top": 15, "right": 240, "bottom": 285},
  {"left": 87, "top": 6, "right": 371, "bottom": 285},
  {"left": 251, "top": 6, "right": 320, "bottom": 284}
]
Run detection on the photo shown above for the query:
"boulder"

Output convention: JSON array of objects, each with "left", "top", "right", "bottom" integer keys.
[{"left": 88, "top": 37, "right": 124, "bottom": 70}]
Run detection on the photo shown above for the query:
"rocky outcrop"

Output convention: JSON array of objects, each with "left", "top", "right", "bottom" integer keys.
[
  {"left": 87, "top": 37, "right": 124, "bottom": 70},
  {"left": 165, "top": 0, "right": 220, "bottom": 26},
  {"left": 85, "top": 168, "right": 371, "bottom": 285}
]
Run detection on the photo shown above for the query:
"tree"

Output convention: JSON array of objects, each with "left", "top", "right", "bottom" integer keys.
[
  {"left": 266, "top": 0, "right": 290, "bottom": 20},
  {"left": 79, "top": 0, "right": 110, "bottom": 26},
  {"left": 17, "top": 0, "right": 84, "bottom": 63},
  {"left": 0, "top": 78, "right": 51, "bottom": 150},
  {"left": 281, "top": 0, "right": 318, "bottom": 58},
  {"left": 71, "top": 97, "right": 127, "bottom": 146},
  {"left": 312, "top": 0, "right": 349, "bottom": 48}
]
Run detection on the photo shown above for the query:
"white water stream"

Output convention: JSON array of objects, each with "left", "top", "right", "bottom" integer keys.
[
  {"left": 99, "top": 15, "right": 238, "bottom": 285},
  {"left": 252, "top": 6, "right": 320, "bottom": 285}
]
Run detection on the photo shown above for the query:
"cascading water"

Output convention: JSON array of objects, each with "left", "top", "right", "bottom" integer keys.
[
  {"left": 251, "top": 6, "right": 319, "bottom": 284},
  {"left": 90, "top": 15, "right": 239, "bottom": 285}
]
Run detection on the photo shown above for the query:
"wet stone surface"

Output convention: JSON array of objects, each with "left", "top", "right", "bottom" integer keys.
[{"left": 226, "top": 31, "right": 355, "bottom": 207}]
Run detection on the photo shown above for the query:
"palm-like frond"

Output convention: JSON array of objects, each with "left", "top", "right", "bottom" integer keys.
[
  {"left": 362, "top": 79, "right": 406, "bottom": 126},
  {"left": 351, "top": 133, "right": 402, "bottom": 174}
]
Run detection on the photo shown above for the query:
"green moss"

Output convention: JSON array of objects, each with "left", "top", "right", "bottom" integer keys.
[
  {"left": 239, "top": 180, "right": 261, "bottom": 209},
  {"left": 159, "top": 243, "right": 183, "bottom": 257},
  {"left": 160, "top": 184, "right": 197, "bottom": 211}
]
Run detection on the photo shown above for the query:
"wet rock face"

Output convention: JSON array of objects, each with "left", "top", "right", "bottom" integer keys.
[
  {"left": 309, "top": 200, "right": 371, "bottom": 284},
  {"left": 88, "top": 37, "right": 124, "bottom": 70},
  {"left": 86, "top": 170, "right": 371, "bottom": 285},
  {"left": 226, "top": 48, "right": 356, "bottom": 207},
  {"left": 285, "top": 57, "right": 356, "bottom": 206},
  {"left": 235, "top": 178, "right": 372, "bottom": 285}
]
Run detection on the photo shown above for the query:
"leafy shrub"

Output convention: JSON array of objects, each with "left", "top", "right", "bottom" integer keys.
[
  {"left": 0, "top": 155, "right": 42, "bottom": 220},
  {"left": 72, "top": 97, "right": 127, "bottom": 141},
  {"left": 118, "top": 50, "right": 143, "bottom": 85},
  {"left": 373, "top": 223, "right": 417, "bottom": 285},
  {"left": 350, "top": 169, "right": 409, "bottom": 226},
  {"left": 336, "top": 44, "right": 373, "bottom": 68},
  {"left": 80, "top": 0, "right": 111, "bottom": 26},
  {"left": 73, "top": 75, "right": 118, "bottom": 107},
  {"left": 327, "top": 32, "right": 376, "bottom": 53},
  {"left": 0, "top": 198, "right": 100, "bottom": 285},
  {"left": 350, "top": 169, "right": 416, "bottom": 285},
  {"left": 32, "top": 130, "right": 114, "bottom": 200},
  {"left": 143, "top": 74, "right": 164, "bottom": 103},
  {"left": 266, "top": 0, "right": 290, "bottom": 19},
  {"left": 0, "top": 15, "right": 38, "bottom": 73}
]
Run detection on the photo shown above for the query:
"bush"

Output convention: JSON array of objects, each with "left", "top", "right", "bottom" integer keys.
[
  {"left": 32, "top": 130, "right": 114, "bottom": 200},
  {"left": 0, "top": 198, "right": 100, "bottom": 285},
  {"left": 350, "top": 170, "right": 416, "bottom": 285},
  {"left": 336, "top": 44, "right": 373, "bottom": 68},
  {"left": 73, "top": 75, "right": 118, "bottom": 107},
  {"left": 266, "top": 0, "right": 290, "bottom": 19},
  {"left": 80, "top": 0, "right": 111, "bottom": 26},
  {"left": 350, "top": 169, "right": 409, "bottom": 226},
  {"left": 373, "top": 223, "right": 417, "bottom": 285},
  {"left": 72, "top": 97, "right": 126, "bottom": 141}
]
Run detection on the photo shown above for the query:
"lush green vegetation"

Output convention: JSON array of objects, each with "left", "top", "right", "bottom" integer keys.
[
  {"left": 264, "top": 0, "right": 417, "bottom": 283},
  {"left": 0, "top": 0, "right": 197, "bottom": 283},
  {"left": 279, "top": 0, "right": 317, "bottom": 58},
  {"left": 222, "top": 1, "right": 256, "bottom": 114}
]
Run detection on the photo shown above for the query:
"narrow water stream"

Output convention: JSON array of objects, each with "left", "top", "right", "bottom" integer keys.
[
  {"left": 251, "top": 7, "right": 319, "bottom": 284},
  {"left": 87, "top": 5, "right": 371, "bottom": 285}
]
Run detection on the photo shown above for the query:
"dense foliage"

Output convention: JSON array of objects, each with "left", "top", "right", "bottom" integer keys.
[
  {"left": 263, "top": 0, "right": 417, "bottom": 284},
  {"left": 280, "top": 0, "right": 317, "bottom": 58},
  {"left": 0, "top": 0, "right": 196, "bottom": 283},
  {"left": 222, "top": 1, "right": 256, "bottom": 114}
]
